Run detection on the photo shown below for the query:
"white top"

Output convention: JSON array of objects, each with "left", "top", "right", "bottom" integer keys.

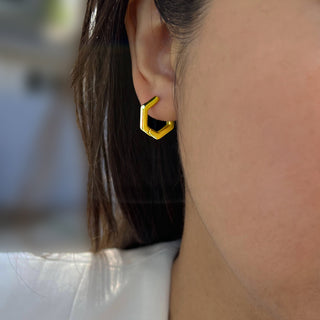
[{"left": 0, "top": 239, "right": 181, "bottom": 320}]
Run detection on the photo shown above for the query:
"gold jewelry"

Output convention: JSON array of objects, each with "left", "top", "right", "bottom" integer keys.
[{"left": 140, "top": 96, "right": 175, "bottom": 140}]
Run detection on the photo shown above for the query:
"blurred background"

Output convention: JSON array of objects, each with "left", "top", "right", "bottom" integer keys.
[{"left": 0, "top": 0, "right": 90, "bottom": 252}]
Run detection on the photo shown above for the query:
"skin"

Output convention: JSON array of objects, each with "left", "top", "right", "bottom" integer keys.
[{"left": 125, "top": 0, "right": 320, "bottom": 319}]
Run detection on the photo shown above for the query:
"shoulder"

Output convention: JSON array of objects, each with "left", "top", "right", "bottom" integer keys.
[{"left": 0, "top": 239, "right": 181, "bottom": 320}]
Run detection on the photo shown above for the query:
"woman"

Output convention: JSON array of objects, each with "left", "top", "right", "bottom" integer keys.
[{"left": 2, "top": 0, "right": 320, "bottom": 319}]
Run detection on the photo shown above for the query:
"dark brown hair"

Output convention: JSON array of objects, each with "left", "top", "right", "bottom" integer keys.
[{"left": 72, "top": 0, "right": 209, "bottom": 252}]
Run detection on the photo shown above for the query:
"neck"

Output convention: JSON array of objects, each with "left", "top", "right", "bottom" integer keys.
[{"left": 168, "top": 187, "right": 274, "bottom": 320}]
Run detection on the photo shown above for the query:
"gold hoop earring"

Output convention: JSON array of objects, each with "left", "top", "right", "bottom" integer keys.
[{"left": 140, "top": 96, "right": 175, "bottom": 140}]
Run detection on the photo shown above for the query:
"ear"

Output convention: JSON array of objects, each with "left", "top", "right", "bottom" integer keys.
[{"left": 125, "top": 0, "right": 177, "bottom": 121}]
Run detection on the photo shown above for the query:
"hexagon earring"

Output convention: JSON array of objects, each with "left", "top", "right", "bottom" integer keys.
[{"left": 140, "top": 96, "right": 175, "bottom": 140}]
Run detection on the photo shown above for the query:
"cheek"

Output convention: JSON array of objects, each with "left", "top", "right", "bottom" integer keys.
[{"left": 179, "top": 0, "right": 320, "bottom": 314}]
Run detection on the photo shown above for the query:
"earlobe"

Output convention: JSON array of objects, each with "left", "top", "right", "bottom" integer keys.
[{"left": 124, "top": 0, "right": 177, "bottom": 121}]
